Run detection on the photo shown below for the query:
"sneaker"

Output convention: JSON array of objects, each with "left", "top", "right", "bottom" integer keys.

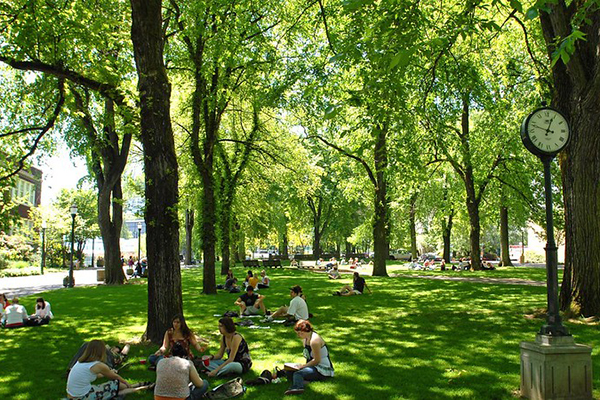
[{"left": 284, "top": 388, "right": 304, "bottom": 395}]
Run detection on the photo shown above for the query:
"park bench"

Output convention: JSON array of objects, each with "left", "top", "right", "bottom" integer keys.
[
  {"left": 242, "top": 259, "right": 261, "bottom": 268},
  {"left": 299, "top": 261, "right": 326, "bottom": 270},
  {"left": 261, "top": 259, "right": 283, "bottom": 268}
]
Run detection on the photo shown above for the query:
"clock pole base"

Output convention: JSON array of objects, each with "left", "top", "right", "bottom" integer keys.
[{"left": 520, "top": 334, "right": 593, "bottom": 399}]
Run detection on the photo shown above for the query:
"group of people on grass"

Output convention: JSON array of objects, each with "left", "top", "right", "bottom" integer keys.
[
  {"left": 63, "top": 266, "right": 371, "bottom": 399},
  {"left": 1, "top": 294, "right": 53, "bottom": 328},
  {"left": 220, "top": 269, "right": 270, "bottom": 293}
]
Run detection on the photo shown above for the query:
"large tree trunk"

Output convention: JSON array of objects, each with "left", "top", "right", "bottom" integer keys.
[
  {"left": 220, "top": 199, "right": 232, "bottom": 275},
  {"left": 372, "top": 124, "right": 389, "bottom": 276},
  {"left": 313, "top": 229, "right": 322, "bottom": 260},
  {"left": 201, "top": 167, "right": 217, "bottom": 293},
  {"left": 499, "top": 205, "right": 513, "bottom": 267},
  {"left": 441, "top": 210, "right": 453, "bottom": 263},
  {"left": 540, "top": 6, "right": 600, "bottom": 316},
  {"left": 130, "top": 0, "right": 182, "bottom": 344},
  {"left": 99, "top": 180, "right": 125, "bottom": 284},
  {"left": 465, "top": 182, "right": 482, "bottom": 270},
  {"left": 185, "top": 209, "right": 194, "bottom": 266},
  {"left": 409, "top": 193, "right": 418, "bottom": 260}
]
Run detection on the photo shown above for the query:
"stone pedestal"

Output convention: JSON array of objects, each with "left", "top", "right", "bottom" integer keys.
[{"left": 520, "top": 334, "right": 593, "bottom": 399}]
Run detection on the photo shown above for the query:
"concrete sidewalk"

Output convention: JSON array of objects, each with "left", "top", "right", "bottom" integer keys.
[{"left": 0, "top": 269, "right": 103, "bottom": 298}]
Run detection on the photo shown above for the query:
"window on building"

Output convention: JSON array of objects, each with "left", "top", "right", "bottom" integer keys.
[{"left": 10, "top": 178, "right": 36, "bottom": 206}]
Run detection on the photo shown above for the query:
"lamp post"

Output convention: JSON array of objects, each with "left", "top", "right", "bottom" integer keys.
[
  {"left": 41, "top": 221, "right": 47, "bottom": 275},
  {"left": 137, "top": 221, "right": 142, "bottom": 268},
  {"left": 68, "top": 204, "right": 78, "bottom": 288}
]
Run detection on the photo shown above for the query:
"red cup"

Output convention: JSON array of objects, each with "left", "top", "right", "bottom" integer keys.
[
  {"left": 202, "top": 355, "right": 211, "bottom": 367},
  {"left": 140, "top": 359, "right": 147, "bottom": 364}
]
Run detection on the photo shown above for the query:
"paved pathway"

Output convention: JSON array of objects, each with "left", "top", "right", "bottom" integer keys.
[{"left": 0, "top": 269, "right": 104, "bottom": 298}]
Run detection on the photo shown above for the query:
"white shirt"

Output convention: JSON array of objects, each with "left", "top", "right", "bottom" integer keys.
[
  {"left": 288, "top": 296, "right": 309, "bottom": 320},
  {"left": 66, "top": 361, "right": 100, "bottom": 397},
  {"left": 2, "top": 303, "right": 28, "bottom": 326},
  {"left": 35, "top": 301, "right": 54, "bottom": 319}
]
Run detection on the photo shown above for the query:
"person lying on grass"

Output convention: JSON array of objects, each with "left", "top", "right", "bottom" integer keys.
[
  {"left": 149, "top": 314, "right": 208, "bottom": 370},
  {"left": 203, "top": 317, "right": 252, "bottom": 377},
  {"left": 235, "top": 285, "right": 267, "bottom": 316},
  {"left": 154, "top": 342, "right": 209, "bottom": 400},
  {"left": 333, "top": 272, "right": 372, "bottom": 296},
  {"left": 265, "top": 285, "right": 309, "bottom": 322},
  {"left": 66, "top": 339, "right": 152, "bottom": 399},
  {"left": 283, "top": 319, "right": 334, "bottom": 396}
]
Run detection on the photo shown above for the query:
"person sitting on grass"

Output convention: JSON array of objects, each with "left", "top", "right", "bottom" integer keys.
[
  {"left": 266, "top": 285, "right": 309, "bottom": 322},
  {"left": 27, "top": 297, "right": 54, "bottom": 326},
  {"left": 154, "top": 342, "right": 209, "bottom": 400},
  {"left": 334, "top": 272, "right": 372, "bottom": 296},
  {"left": 482, "top": 261, "right": 496, "bottom": 271},
  {"left": 224, "top": 269, "right": 238, "bottom": 290},
  {"left": 283, "top": 320, "right": 334, "bottom": 396},
  {"left": 257, "top": 270, "right": 270, "bottom": 289},
  {"left": 235, "top": 286, "right": 266, "bottom": 316},
  {"left": 67, "top": 339, "right": 152, "bottom": 399},
  {"left": 1, "top": 297, "right": 28, "bottom": 329},
  {"left": 204, "top": 317, "right": 252, "bottom": 377},
  {"left": 327, "top": 266, "right": 341, "bottom": 280},
  {"left": 149, "top": 314, "right": 208, "bottom": 370},
  {"left": 0, "top": 293, "right": 8, "bottom": 310},
  {"left": 244, "top": 271, "right": 259, "bottom": 290}
]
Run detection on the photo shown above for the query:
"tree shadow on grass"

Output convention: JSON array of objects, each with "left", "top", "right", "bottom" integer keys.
[{"left": 1, "top": 267, "right": 598, "bottom": 399}]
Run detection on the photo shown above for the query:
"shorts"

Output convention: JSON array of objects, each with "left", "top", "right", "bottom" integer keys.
[
  {"left": 71, "top": 380, "right": 119, "bottom": 400},
  {"left": 243, "top": 305, "right": 261, "bottom": 315}
]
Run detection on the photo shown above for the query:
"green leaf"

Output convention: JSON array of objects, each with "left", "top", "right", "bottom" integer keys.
[
  {"left": 525, "top": 7, "right": 538, "bottom": 20},
  {"left": 510, "top": 0, "right": 523, "bottom": 13},
  {"left": 324, "top": 105, "right": 341, "bottom": 120}
]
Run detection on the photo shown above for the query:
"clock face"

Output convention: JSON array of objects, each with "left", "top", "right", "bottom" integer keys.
[{"left": 522, "top": 108, "right": 570, "bottom": 155}]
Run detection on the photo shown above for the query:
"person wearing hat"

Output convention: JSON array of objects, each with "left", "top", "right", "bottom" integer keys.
[
  {"left": 265, "top": 285, "right": 309, "bottom": 322},
  {"left": 1, "top": 297, "right": 28, "bottom": 328},
  {"left": 234, "top": 286, "right": 266, "bottom": 316}
]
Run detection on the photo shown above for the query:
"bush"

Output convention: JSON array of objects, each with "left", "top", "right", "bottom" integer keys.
[
  {"left": 0, "top": 232, "right": 34, "bottom": 261},
  {"left": 0, "top": 254, "right": 8, "bottom": 270},
  {"left": 525, "top": 250, "right": 545, "bottom": 263}
]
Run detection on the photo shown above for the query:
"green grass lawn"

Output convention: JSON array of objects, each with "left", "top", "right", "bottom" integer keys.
[{"left": 1, "top": 266, "right": 597, "bottom": 399}]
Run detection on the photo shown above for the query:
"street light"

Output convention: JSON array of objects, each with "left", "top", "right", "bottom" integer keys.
[
  {"left": 41, "top": 220, "right": 47, "bottom": 275},
  {"left": 68, "top": 204, "right": 78, "bottom": 288},
  {"left": 137, "top": 221, "right": 142, "bottom": 269}
]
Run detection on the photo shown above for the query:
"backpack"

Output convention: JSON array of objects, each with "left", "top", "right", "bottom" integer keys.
[
  {"left": 223, "top": 311, "right": 239, "bottom": 318},
  {"left": 245, "top": 370, "right": 272, "bottom": 386},
  {"left": 229, "top": 287, "right": 241, "bottom": 293},
  {"left": 205, "top": 377, "right": 246, "bottom": 399}
]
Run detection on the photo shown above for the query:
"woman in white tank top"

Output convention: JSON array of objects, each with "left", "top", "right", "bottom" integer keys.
[{"left": 66, "top": 340, "right": 152, "bottom": 399}]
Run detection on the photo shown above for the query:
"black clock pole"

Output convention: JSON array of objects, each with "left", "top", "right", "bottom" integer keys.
[{"left": 539, "top": 155, "right": 569, "bottom": 336}]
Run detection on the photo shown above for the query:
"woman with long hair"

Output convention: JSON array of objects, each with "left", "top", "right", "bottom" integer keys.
[
  {"left": 66, "top": 339, "right": 151, "bottom": 399},
  {"left": 149, "top": 315, "right": 207, "bottom": 369},
  {"left": 204, "top": 317, "right": 252, "bottom": 377},
  {"left": 283, "top": 320, "right": 334, "bottom": 395}
]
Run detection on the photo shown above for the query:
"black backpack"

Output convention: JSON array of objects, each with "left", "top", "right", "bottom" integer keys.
[{"left": 205, "top": 377, "right": 246, "bottom": 399}]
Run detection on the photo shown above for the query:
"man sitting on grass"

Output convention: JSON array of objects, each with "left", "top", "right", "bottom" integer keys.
[
  {"left": 235, "top": 286, "right": 266, "bottom": 316},
  {"left": 334, "top": 272, "right": 372, "bottom": 296},
  {"left": 265, "top": 285, "right": 309, "bottom": 322}
]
